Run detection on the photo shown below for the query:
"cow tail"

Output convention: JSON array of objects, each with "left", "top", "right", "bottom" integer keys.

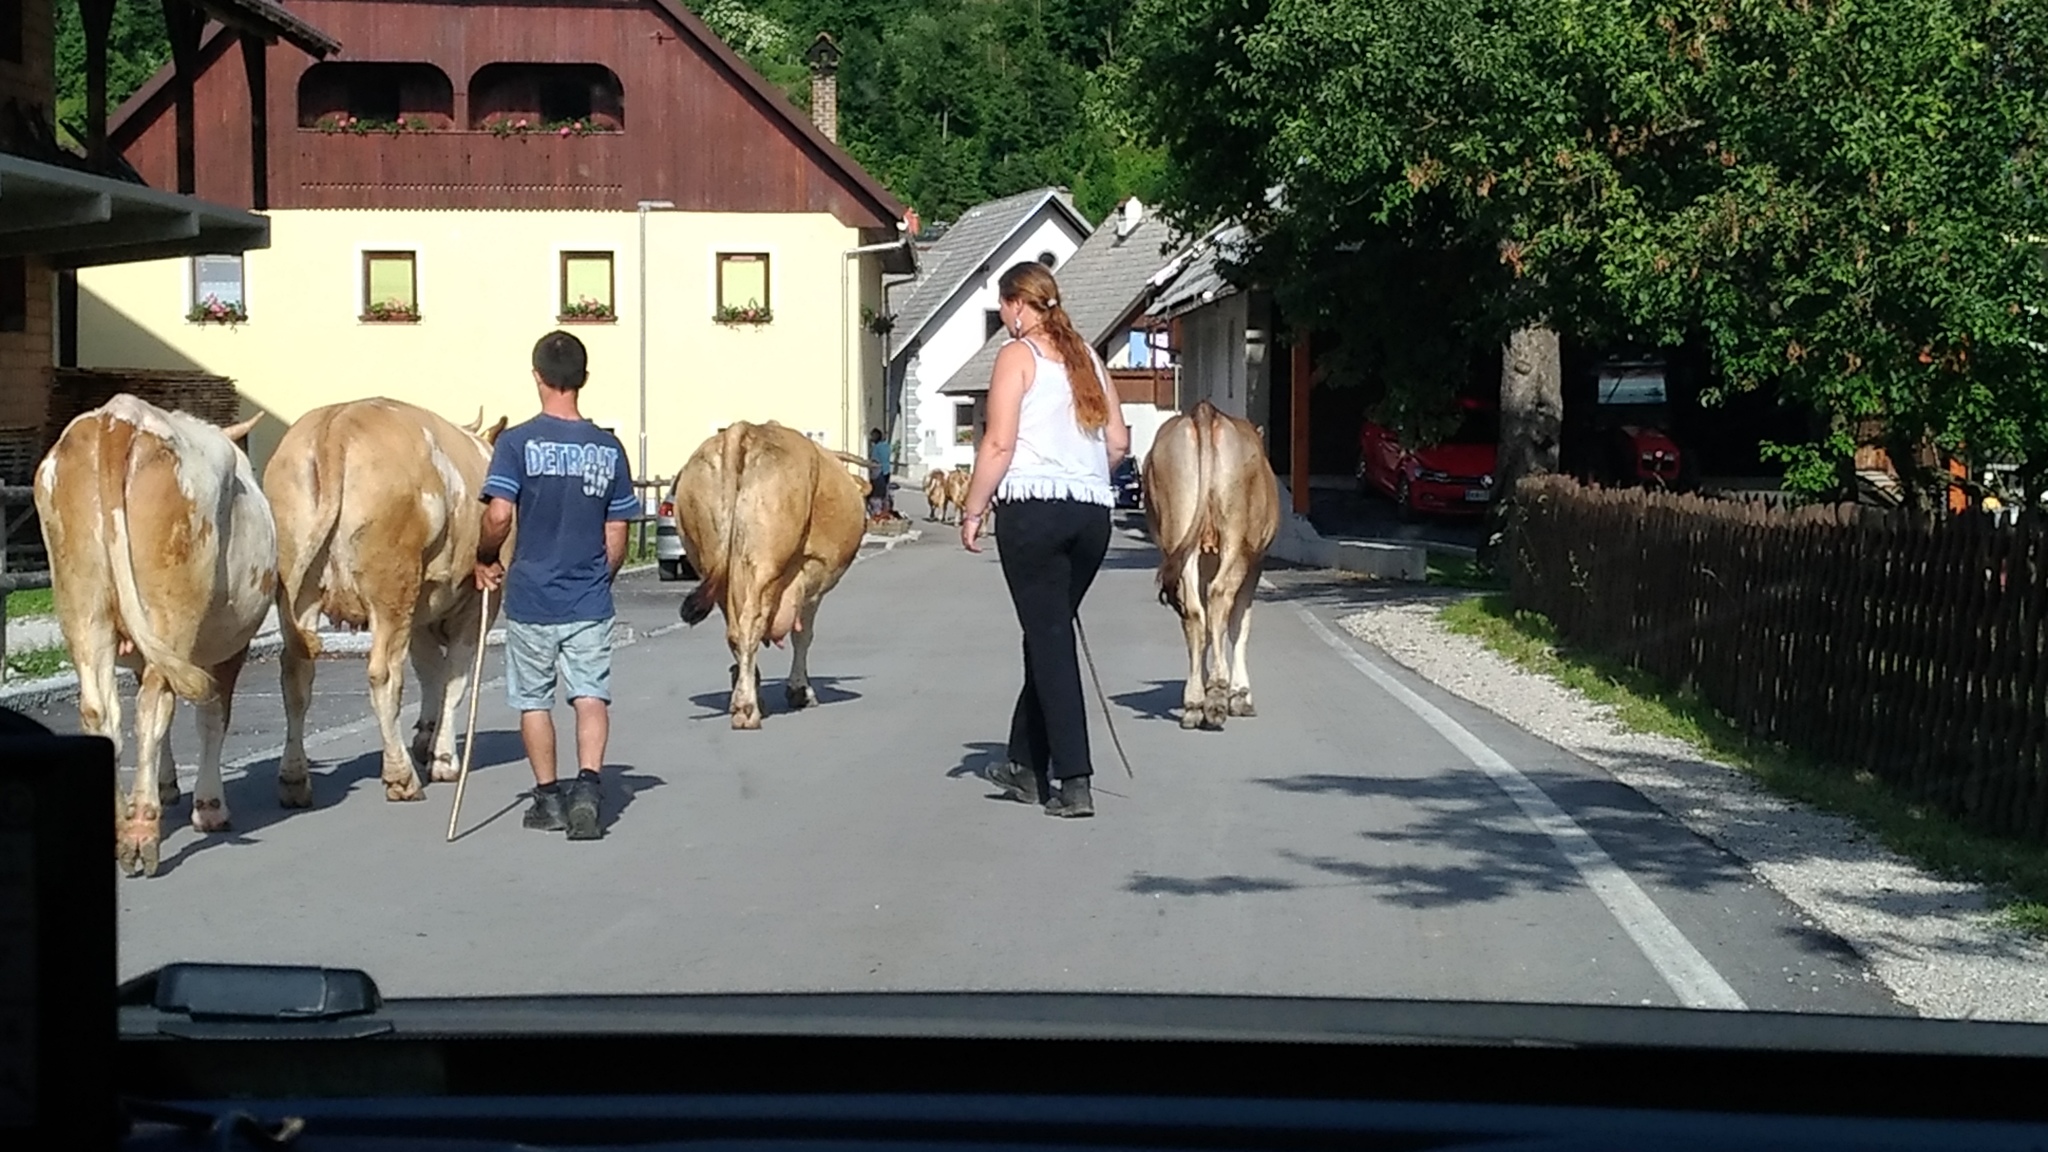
[
  {"left": 680, "top": 426, "right": 744, "bottom": 625},
  {"left": 281, "top": 421, "right": 344, "bottom": 659},
  {"left": 98, "top": 416, "right": 216, "bottom": 702},
  {"left": 1155, "top": 406, "right": 1217, "bottom": 616}
]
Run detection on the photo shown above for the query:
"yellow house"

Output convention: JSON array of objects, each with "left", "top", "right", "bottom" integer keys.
[{"left": 74, "top": 0, "right": 915, "bottom": 490}]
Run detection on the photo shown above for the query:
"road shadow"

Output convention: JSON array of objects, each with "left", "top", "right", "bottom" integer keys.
[
  {"left": 1097, "top": 550, "right": 1164, "bottom": 572},
  {"left": 1127, "top": 872, "right": 1301, "bottom": 897},
  {"left": 687, "top": 675, "right": 866, "bottom": 720},
  {"left": 147, "top": 747, "right": 412, "bottom": 874},
  {"left": 1110, "top": 680, "right": 1184, "bottom": 724},
  {"left": 946, "top": 740, "right": 1052, "bottom": 807},
  {"left": 1252, "top": 768, "right": 1750, "bottom": 912},
  {"left": 450, "top": 764, "right": 664, "bottom": 841}
]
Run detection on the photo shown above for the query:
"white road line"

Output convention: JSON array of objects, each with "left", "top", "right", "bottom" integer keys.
[
  {"left": 1290, "top": 602, "right": 1748, "bottom": 1012},
  {"left": 219, "top": 673, "right": 510, "bottom": 774}
]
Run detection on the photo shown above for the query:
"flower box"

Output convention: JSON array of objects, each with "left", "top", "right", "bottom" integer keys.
[
  {"left": 714, "top": 304, "right": 773, "bottom": 326},
  {"left": 558, "top": 298, "right": 616, "bottom": 323},
  {"left": 188, "top": 296, "right": 247, "bottom": 326},
  {"left": 362, "top": 300, "right": 421, "bottom": 323}
]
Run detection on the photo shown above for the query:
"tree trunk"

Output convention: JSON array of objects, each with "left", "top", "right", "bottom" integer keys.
[{"left": 1479, "top": 325, "right": 1562, "bottom": 572}]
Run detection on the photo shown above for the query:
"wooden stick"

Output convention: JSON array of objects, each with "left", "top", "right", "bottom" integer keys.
[{"left": 445, "top": 585, "right": 493, "bottom": 842}]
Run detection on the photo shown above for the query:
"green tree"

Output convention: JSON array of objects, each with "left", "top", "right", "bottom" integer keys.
[
  {"left": 1126, "top": 0, "right": 2048, "bottom": 506},
  {"left": 53, "top": 0, "right": 171, "bottom": 142}
]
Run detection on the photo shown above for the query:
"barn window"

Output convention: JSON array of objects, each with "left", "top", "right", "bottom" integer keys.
[
  {"left": 0, "top": 258, "right": 25, "bottom": 332},
  {"left": 559, "top": 251, "right": 614, "bottom": 320},
  {"left": 362, "top": 251, "right": 418, "bottom": 321},
  {"left": 953, "top": 400, "right": 974, "bottom": 446},
  {"left": 469, "top": 63, "right": 625, "bottom": 131},
  {"left": 984, "top": 309, "right": 1003, "bottom": 339},
  {"left": 715, "top": 252, "right": 771, "bottom": 321},
  {"left": 191, "top": 255, "right": 245, "bottom": 320},
  {"left": 297, "top": 62, "right": 456, "bottom": 130}
]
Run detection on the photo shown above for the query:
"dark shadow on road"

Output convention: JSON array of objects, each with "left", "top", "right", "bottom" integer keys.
[
  {"left": 1110, "top": 680, "right": 1183, "bottom": 723},
  {"left": 946, "top": 740, "right": 1058, "bottom": 807},
  {"left": 463, "top": 729, "right": 529, "bottom": 771},
  {"left": 1097, "top": 550, "right": 1164, "bottom": 572},
  {"left": 687, "top": 675, "right": 867, "bottom": 720},
  {"left": 150, "top": 748, "right": 395, "bottom": 874},
  {"left": 1255, "top": 769, "right": 1749, "bottom": 911},
  {"left": 1127, "top": 872, "right": 1300, "bottom": 897}
]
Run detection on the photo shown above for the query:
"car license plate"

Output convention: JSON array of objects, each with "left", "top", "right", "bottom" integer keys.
[{"left": 1465, "top": 488, "right": 1489, "bottom": 502}]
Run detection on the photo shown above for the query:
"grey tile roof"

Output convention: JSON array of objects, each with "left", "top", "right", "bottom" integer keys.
[
  {"left": 1147, "top": 223, "right": 1249, "bottom": 320},
  {"left": 888, "top": 186, "right": 1083, "bottom": 359},
  {"left": 938, "top": 199, "right": 1194, "bottom": 395}
]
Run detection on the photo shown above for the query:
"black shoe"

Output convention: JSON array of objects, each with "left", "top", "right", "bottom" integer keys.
[
  {"left": 1044, "top": 775, "right": 1094, "bottom": 817},
  {"left": 565, "top": 776, "right": 603, "bottom": 840},
  {"left": 523, "top": 787, "right": 568, "bottom": 831},
  {"left": 985, "top": 760, "right": 1045, "bottom": 805}
]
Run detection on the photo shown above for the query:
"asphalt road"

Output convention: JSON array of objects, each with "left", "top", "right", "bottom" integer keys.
[{"left": 26, "top": 509, "right": 1904, "bottom": 1014}]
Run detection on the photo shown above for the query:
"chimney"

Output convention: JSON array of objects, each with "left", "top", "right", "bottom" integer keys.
[{"left": 806, "top": 32, "right": 842, "bottom": 143}]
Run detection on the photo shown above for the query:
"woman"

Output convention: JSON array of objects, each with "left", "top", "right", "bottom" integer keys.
[{"left": 959, "top": 261, "right": 1131, "bottom": 817}]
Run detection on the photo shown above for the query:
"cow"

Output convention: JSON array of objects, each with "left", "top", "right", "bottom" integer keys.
[
  {"left": 1142, "top": 401, "right": 1279, "bottom": 731},
  {"left": 33, "top": 394, "right": 276, "bottom": 877},
  {"left": 263, "top": 399, "right": 509, "bottom": 807},
  {"left": 670, "top": 420, "right": 866, "bottom": 729},
  {"left": 944, "top": 466, "right": 970, "bottom": 524},
  {"left": 922, "top": 468, "right": 950, "bottom": 522}
]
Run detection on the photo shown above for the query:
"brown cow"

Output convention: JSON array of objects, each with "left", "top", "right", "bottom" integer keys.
[
  {"left": 670, "top": 421, "right": 866, "bottom": 729},
  {"left": 1142, "top": 401, "right": 1279, "bottom": 730},
  {"left": 264, "top": 399, "right": 510, "bottom": 805},
  {"left": 34, "top": 394, "right": 276, "bottom": 876},
  {"left": 922, "top": 467, "right": 950, "bottom": 522}
]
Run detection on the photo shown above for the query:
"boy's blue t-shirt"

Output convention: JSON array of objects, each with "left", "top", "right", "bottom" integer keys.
[{"left": 482, "top": 414, "right": 640, "bottom": 625}]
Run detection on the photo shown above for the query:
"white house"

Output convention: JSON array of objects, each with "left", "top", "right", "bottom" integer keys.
[
  {"left": 1145, "top": 222, "right": 1276, "bottom": 442},
  {"left": 888, "top": 186, "right": 1090, "bottom": 472},
  {"left": 939, "top": 196, "right": 1199, "bottom": 464}
]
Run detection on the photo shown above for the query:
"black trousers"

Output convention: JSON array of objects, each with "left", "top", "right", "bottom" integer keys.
[{"left": 995, "top": 497, "right": 1112, "bottom": 781}]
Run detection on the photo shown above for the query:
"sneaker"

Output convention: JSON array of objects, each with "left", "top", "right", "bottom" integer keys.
[
  {"left": 984, "top": 760, "right": 1044, "bottom": 805},
  {"left": 564, "top": 776, "right": 603, "bottom": 841},
  {"left": 1044, "top": 775, "right": 1094, "bottom": 818},
  {"left": 523, "top": 787, "right": 568, "bottom": 831}
]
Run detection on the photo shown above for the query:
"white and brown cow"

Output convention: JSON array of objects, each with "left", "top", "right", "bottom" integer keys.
[
  {"left": 1142, "top": 400, "right": 1279, "bottom": 730},
  {"left": 34, "top": 394, "right": 277, "bottom": 877},
  {"left": 670, "top": 421, "right": 867, "bottom": 729},
  {"left": 263, "top": 398, "right": 509, "bottom": 806}
]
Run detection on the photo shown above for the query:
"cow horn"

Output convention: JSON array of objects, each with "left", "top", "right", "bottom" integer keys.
[
  {"left": 221, "top": 414, "right": 262, "bottom": 445},
  {"left": 461, "top": 407, "right": 484, "bottom": 433},
  {"left": 483, "top": 415, "right": 509, "bottom": 446}
]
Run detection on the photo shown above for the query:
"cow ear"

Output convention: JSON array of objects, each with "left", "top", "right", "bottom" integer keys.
[
  {"left": 484, "top": 416, "right": 509, "bottom": 446},
  {"left": 221, "top": 414, "right": 262, "bottom": 445}
]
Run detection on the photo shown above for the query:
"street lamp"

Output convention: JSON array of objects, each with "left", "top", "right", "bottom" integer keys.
[{"left": 637, "top": 199, "right": 675, "bottom": 504}]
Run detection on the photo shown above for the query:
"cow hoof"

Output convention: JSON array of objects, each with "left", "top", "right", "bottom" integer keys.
[
  {"left": 384, "top": 777, "right": 425, "bottom": 802},
  {"left": 1179, "top": 709, "right": 1205, "bottom": 730},
  {"left": 785, "top": 682, "right": 816, "bottom": 710},
  {"left": 731, "top": 706, "right": 762, "bottom": 731},
  {"left": 1229, "top": 693, "right": 1257, "bottom": 718},
  {"left": 278, "top": 776, "right": 313, "bottom": 809},
  {"left": 116, "top": 811, "right": 161, "bottom": 878},
  {"left": 429, "top": 755, "right": 460, "bottom": 784},
  {"left": 190, "top": 796, "right": 231, "bottom": 833}
]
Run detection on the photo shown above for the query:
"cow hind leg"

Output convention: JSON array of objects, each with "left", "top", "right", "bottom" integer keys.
[
  {"left": 277, "top": 604, "right": 321, "bottom": 808},
  {"left": 1225, "top": 563, "right": 1260, "bottom": 717},
  {"left": 1177, "top": 553, "right": 1210, "bottom": 730},
  {"left": 367, "top": 609, "right": 426, "bottom": 801},
  {"left": 726, "top": 594, "right": 768, "bottom": 731},
  {"left": 119, "top": 668, "right": 178, "bottom": 878},
  {"left": 1199, "top": 552, "right": 1241, "bottom": 730},
  {"left": 190, "top": 648, "right": 247, "bottom": 833},
  {"left": 409, "top": 628, "right": 457, "bottom": 782},
  {"left": 785, "top": 590, "right": 823, "bottom": 710},
  {"left": 427, "top": 616, "right": 479, "bottom": 784}
]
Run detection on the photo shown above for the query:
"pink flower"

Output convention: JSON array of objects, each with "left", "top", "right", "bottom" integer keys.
[
  {"left": 515, "top": 118, "right": 528, "bottom": 128},
  {"left": 559, "top": 125, "right": 572, "bottom": 137}
]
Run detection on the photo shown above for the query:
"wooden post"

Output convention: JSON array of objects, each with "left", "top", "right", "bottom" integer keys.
[
  {"left": 240, "top": 33, "right": 269, "bottom": 210},
  {"left": 1289, "top": 327, "right": 1311, "bottom": 515},
  {"left": 78, "top": 0, "right": 113, "bottom": 167},
  {"left": 163, "top": 0, "right": 205, "bottom": 195}
]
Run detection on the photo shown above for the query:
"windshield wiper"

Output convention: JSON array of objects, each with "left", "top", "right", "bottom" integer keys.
[{"left": 121, "top": 962, "right": 393, "bottom": 1039}]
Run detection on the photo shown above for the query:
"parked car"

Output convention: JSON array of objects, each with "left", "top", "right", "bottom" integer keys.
[
  {"left": 1356, "top": 398, "right": 1499, "bottom": 521},
  {"left": 655, "top": 495, "right": 696, "bottom": 582},
  {"left": 1113, "top": 457, "right": 1144, "bottom": 510}
]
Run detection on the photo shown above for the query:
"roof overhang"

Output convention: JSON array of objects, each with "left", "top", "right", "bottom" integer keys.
[
  {"left": 0, "top": 152, "right": 268, "bottom": 268},
  {"left": 189, "top": 0, "right": 340, "bottom": 58}
]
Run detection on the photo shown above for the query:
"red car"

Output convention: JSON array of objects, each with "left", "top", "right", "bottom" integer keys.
[{"left": 1357, "top": 399, "right": 1499, "bottom": 520}]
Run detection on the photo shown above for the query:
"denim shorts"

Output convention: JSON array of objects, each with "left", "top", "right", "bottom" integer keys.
[{"left": 504, "top": 617, "right": 614, "bottom": 712}]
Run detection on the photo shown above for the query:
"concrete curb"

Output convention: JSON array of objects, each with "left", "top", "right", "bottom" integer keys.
[{"left": 1269, "top": 480, "right": 1428, "bottom": 581}]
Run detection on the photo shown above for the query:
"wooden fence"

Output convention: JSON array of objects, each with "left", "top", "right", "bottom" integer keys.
[{"left": 1507, "top": 475, "right": 2048, "bottom": 843}]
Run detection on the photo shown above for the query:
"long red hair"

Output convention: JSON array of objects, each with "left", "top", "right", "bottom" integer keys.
[{"left": 999, "top": 261, "right": 1108, "bottom": 433}]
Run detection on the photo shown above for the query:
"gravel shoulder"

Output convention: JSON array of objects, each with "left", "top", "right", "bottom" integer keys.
[{"left": 1339, "top": 596, "right": 2048, "bottom": 1024}]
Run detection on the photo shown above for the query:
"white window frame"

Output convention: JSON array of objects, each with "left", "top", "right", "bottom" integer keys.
[{"left": 187, "top": 253, "right": 248, "bottom": 320}]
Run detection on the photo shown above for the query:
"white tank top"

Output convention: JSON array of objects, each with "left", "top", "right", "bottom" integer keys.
[{"left": 997, "top": 335, "right": 1113, "bottom": 507}]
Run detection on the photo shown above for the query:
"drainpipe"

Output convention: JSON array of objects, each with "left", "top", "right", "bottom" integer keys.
[
  {"left": 636, "top": 198, "right": 674, "bottom": 497},
  {"left": 843, "top": 236, "right": 912, "bottom": 452}
]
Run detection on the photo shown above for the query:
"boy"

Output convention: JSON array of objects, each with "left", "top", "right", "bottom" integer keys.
[{"left": 475, "top": 331, "right": 640, "bottom": 840}]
